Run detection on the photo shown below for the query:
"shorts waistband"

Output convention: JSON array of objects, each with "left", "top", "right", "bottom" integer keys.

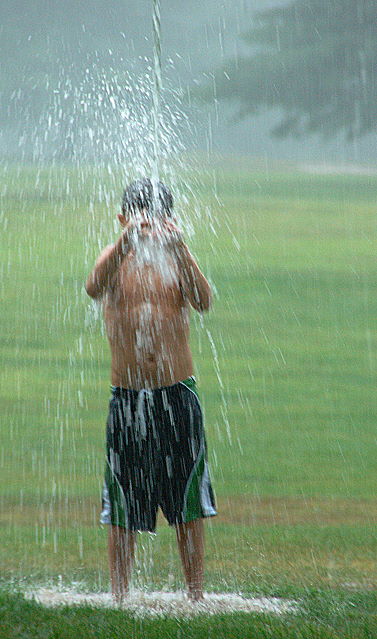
[{"left": 111, "top": 376, "right": 196, "bottom": 398}]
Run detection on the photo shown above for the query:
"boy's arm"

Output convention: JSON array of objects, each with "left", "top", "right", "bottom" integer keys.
[
  {"left": 85, "top": 228, "right": 131, "bottom": 299},
  {"left": 175, "top": 241, "right": 212, "bottom": 312}
]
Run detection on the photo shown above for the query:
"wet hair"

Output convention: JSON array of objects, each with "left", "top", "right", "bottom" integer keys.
[{"left": 122, "top": 178, "right": 173, "bottom": 217}]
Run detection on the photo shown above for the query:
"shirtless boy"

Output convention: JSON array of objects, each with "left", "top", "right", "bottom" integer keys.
[{"left": 85, "top": 178, "right": 216, "bottom": 602}]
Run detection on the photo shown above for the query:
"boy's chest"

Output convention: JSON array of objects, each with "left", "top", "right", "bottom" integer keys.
[{"left": 111, "top": 259, "right": 181, "bottom": 306}]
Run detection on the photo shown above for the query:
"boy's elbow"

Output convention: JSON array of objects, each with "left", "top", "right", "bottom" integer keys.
[
  {"left": 194, "top": 290, "right": 212, "bottom": 313},
  {"left": 85, "top": 278, "right": 101, "bottom": 299},
  {"left": 204, "top": 285, "right": 213, "bottom": 311},
  {"left": 201, "top": 293, "right": 212, "bottom": 312}
]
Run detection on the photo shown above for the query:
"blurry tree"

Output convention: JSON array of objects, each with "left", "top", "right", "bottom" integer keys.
[{"left": 203, "top": 0, "right": 377, "bottom": 139}]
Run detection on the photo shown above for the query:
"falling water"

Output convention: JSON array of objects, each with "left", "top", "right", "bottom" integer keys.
[
  {"left": 0, "top": 0, "right": 224, "bottom": 603},
  {"left": 151, "top": 0, "right": 162, "bottom": 188}
]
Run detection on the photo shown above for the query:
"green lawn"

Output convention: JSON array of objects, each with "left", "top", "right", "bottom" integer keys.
[
  {"left": 0, "top": 160, "right": 376, "bottom": 636},
  {"left": 1, "top": 588, "right": 376, "bottom": 639}
]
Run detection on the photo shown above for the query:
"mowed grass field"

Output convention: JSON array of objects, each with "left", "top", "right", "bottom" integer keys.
[{"left": 1, "top": 160, "right": 376, "bottom": 637}]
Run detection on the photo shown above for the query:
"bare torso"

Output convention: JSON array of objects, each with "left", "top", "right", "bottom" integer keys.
[{"left": 103, "top": 242, "right": 193, "bottom": 389}]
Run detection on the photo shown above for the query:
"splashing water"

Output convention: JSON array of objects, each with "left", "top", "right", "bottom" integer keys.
[{"left": 25, "top": 587, "right": 297, "bottom": 617}]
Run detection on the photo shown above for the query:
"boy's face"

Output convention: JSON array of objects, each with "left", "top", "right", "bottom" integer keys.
[
  {"left": 117, "top": 209, "right": 168, "bottom": 239},
  {"left": 118, "top": 208, "right": 149, "bottom": 226},
  {"left": 118, "top": 208, "right": 168, "bottom": 226}
]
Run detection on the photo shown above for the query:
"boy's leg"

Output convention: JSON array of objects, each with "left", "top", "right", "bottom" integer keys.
[
  {"left": 176, "top": 519, "right": 204, "bottom": 601},
  {"left": 108, "top": 525, "right": 136, "bottom": 602}
]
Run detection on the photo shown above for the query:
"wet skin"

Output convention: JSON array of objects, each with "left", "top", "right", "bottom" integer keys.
[
  {"left": 104, "top": 241, "right": 192, "bottom": 389},
  {"left": 86, "top": 213, "right": 212, "bottom": 389},
  {"left": 85, "top": 211, "right": 212, "bottom": 601}
]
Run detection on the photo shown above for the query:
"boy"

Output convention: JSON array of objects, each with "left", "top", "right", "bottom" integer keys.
[{"left": 85, "top": 178, "right": 216, "bottom": 602}]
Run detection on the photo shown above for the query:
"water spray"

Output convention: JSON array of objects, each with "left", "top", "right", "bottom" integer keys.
[{"left": 151, "top": 0, "right": 162, "bottom": 216}]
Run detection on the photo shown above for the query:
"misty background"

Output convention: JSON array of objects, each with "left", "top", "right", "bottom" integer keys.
[{"left": 1, "top": 0, "right": 377, "bottom": 164}]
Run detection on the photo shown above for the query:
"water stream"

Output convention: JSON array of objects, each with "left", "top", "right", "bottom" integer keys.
[{"left": 151, "top": 0, "right": 162, "bottom": 186}]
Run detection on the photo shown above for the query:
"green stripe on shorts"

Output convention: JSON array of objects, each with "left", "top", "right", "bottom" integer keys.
[
  {"left": 105, "top": 460, "right": 127, "bottom": 528},
  {"left": 180, "top": 376, "right": 199, "bottom": 399},
  {"left": 183, "top": 446, "right": 206, "bottom": 522}
]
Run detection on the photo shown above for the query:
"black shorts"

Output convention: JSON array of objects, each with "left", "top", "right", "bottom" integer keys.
[{"left": 100, "top": 377, "right": 217, "bottom": 532}]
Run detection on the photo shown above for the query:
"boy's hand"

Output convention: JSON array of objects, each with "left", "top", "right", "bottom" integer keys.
[
  {"left": 121, "top": 219, "right": 134, "bottom": 238},
  {"left": 161, "top": 219, "right": 184, "bottom": 247},
  {"left": 116, "top": 219, "right": 137, "bottom": 255}
]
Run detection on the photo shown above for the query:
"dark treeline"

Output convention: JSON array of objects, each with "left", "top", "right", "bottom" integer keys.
[
  {"left": 2, "top": 0, "right": 377, "bottom": 160},
  {"left": 202, "top": 0, "right": 377, "bottom": 140}
]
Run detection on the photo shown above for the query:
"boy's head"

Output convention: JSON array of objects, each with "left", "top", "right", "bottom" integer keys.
[{"left": 121, "top": 178, "right": 173, "bottom": 220}]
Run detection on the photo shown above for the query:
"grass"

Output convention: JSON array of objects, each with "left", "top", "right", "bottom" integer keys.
[
  {"left": 0, "top": 589, "right": 376, "bottom": 639},
  {"left": 1, "top": 159, "right": 377, "bottom": 636}
]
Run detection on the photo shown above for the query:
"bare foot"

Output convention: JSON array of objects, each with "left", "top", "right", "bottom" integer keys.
[
  {"left": 187, "top": 589, "right": 204, "bottom": 603},
  {"left": 112, "top": 591, "right": 128, "bottom": 606}
]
